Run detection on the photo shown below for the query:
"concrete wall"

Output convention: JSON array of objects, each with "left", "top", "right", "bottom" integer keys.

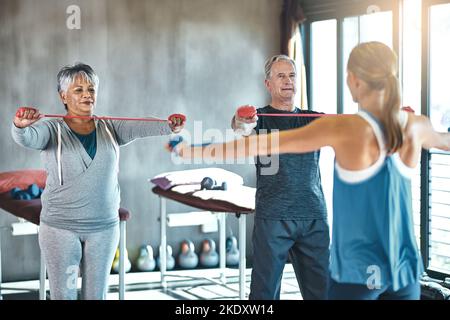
[{"left": 0, "top": 0, "right": 281, "bottom": 281}]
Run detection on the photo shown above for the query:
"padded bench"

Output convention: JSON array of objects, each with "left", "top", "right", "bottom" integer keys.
[{"left": 0, "top": 170, "right": 130, "bottom": 300}]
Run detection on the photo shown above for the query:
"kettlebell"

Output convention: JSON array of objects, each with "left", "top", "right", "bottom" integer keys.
[
  {"left": 200, "top": 177, "right": 227, "bottom": 191},
  {"left": 136, "top": 244, "right": 156, "bottom": 272},
  {"left": 199, "top": 238, "right": 219, "bottom": 268},
  {"left": 226, "top": 236, "right": 239, "bottom": 267},
  {"left": 111, "top": 247, "right": 132, "bottom": 274},
  {"left": 178, "top": 239, "right": 198, "bottom": 269},
  {"left": 156, "top": 244, "right": 175, "bottom": 270}
]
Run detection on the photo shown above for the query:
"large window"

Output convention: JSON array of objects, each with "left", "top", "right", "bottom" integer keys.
[
  {"left": 402, "top": 0, "right": 422, "bottom": 253},
  {"left": 311, "top": 19, "right": 337, "bottom": 115},
  {"left": 310, "top": 20, "right": 337, "bottom": 228},
  {"left": 428, "top": 2, "right": 450, "bottom": 274},
  {"left": 310, "top": 7, "right": 395, "bottom": 239},
  {"left": 342, "top": 11, "right": 393, "bottom": 114},
  {"left": 304, "top": 0, "right": 450, "bottom": 279}
]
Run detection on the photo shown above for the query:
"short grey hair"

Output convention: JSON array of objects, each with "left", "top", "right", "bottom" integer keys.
[
  {"left": 57, "top": 63, "right": 99, "bottom": 93},
  {"left": 264, "top": 54, "right": 297, "bottom": 80}
]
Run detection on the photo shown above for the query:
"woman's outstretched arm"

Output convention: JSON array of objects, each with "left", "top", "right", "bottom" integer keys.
[
  {"left": 419, "top": 115, "right": 450, "bottom": 151},
  {"left": 175, "top": 116, "right": 341, "bottom": 160}
]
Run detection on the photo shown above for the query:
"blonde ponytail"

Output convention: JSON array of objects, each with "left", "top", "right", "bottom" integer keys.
[
  {"left": 382, "top": 74, "right": 402, "bottom": 153},
  {"left": 347, "top": 42, "right": 403, "bottom": 153}
]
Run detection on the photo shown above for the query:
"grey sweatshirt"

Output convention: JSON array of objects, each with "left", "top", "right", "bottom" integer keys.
[{"left": 12, "top": 118, "right": 171, "bottom": 232}]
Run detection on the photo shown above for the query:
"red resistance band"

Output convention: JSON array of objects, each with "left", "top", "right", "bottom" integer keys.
[
  {"left": 15, "top": 107, "right": 186, "bottom": 124},
  {"left": 237, "top": 105, "right": 415, "bottom": 118}
]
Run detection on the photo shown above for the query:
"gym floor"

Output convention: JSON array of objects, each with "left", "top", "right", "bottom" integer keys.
[{"left": 0, "top": 264, "right": 301, "bottom": 300}]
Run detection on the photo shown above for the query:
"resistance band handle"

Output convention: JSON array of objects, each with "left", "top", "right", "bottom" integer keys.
[
  {"left": 168, "top": 113, "right": 187, "bottom": 124},
  {"left": 401, "top": 106, "right": 415, "bottom": 113},
  {"left": 237, "top": 105, "right": 257, "bottom": 119},
  {"left": 16, "top": 106, "right": 38, "bottom": 117}
]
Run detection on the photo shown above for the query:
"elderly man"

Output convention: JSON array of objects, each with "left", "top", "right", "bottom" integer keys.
[{"left": 231, "top": 55, "right": 329, "bottom": 300}]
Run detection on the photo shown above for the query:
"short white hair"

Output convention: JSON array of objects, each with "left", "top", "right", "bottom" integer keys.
[
  {"left": 57, "top": 62, "right": 99, "bottom": 93},
  {"left": 264, "top": 55, "right": 296, "bottom": 80}
]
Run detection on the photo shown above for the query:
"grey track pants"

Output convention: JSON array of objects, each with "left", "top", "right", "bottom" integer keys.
[
  {"left": 249, "top": 218, "right": 330, "bottom": 300},
  {"left": 39, "top": 222, "right": 120, "bottom": 300}
]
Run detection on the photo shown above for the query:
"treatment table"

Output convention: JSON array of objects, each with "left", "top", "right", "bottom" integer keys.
[{"left": 152, "top": 185, "right": 255, "bottom": 299}]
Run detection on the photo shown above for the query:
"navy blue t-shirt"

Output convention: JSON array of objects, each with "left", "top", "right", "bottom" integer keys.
[{"left": 254, "top": 105, "right": 327, "bottom": 220}]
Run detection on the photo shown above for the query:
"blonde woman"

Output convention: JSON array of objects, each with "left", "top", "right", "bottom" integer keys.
[{"left": 171, "top": 42, "right": 450, "bottom": 299}]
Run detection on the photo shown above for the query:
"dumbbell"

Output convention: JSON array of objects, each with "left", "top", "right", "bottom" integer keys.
[
  {"left": 27, "top": 183, "right": 41, "bottom": 198},
  {"left": 200, "top": 177, "right": 227, "bottom": 191},
  {"left": 10, "top": 187, "right": 32, "bottom": 200},
  {"left": 168, "top": 136, "right": 213, "bottom": 153},
  {"left": 168, "top": 136, "right": 183, "bottom": 151},
  {"left": 10, "top": 184, "right": 42, "bottom": 200}
]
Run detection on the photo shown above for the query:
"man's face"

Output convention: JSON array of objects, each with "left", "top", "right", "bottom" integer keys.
[{"left": 265, "top": 61, "right": 297, "bottom": 100}]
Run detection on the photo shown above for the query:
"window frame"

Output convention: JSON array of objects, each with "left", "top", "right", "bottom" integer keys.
[{"left": 421, "top": 0, "right": 450, "bottom": 281}]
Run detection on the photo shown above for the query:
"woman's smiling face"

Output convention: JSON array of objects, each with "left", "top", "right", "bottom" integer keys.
[{"left": 60, "top": 75, "right": 97, "bottom": 116}]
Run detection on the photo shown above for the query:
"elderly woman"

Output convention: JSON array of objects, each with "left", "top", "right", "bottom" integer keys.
[{"left": 12, "top": 63, "right": 184, "bottom": 300}]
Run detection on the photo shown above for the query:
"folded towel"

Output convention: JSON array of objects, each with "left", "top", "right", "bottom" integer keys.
[{"left": 193, "top": 185, "right": 256, "bottom": 210}]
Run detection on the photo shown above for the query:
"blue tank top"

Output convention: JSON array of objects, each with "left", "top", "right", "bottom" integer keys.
[{"left": 330, "top": 110, "right": 423, "bottom": 291}]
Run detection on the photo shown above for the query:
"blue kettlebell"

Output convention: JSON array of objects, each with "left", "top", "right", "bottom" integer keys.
[
  {"left": 136, "top": 245, "right": 156, "bottom": 272},
  {"left": 156, "top": 245, "right": 175, "bottom": 270},
  {"left": 178, "top": 239, "right": 198, "bottom": 269},
  {"left": 199, "top": 238, "right": 219, "bottom": 268},
  {"left": 226, "top": 236, "right": 239, "bottom": 267}
]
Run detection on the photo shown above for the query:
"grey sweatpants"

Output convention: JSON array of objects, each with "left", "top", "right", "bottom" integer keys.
[{"left": 39, "top": 222, "right": 120, "bottom": 300}]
